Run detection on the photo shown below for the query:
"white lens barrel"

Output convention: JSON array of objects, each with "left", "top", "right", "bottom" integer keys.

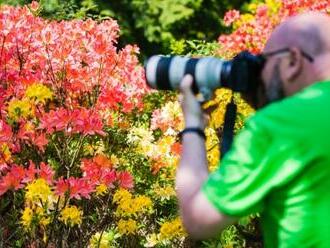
[
  {"left": 146, "top": 55, "right": 225, "bottom": 92},
  {"left": 195, "top": 57, "right": 223, "bottom": 92},
  {"left": 168, "top": 56, "right": 190, "bottom": 89},
  {"left": 145, "top": 55, "right": 162, "bottom": 89}
]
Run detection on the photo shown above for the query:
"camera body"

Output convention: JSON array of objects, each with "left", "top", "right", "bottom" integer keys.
[{"left": 145, "top": 51, "right": 265, "bottom": 101}]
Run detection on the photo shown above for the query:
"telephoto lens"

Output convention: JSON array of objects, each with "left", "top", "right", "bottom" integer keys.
[
  {"left": 144, "top": 52, "right": 265, "bottom": 101},
  {"left": 145, "top": 55, "right": 232, "bottom": 100}
]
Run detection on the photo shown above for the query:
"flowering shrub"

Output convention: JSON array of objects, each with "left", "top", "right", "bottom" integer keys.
[
  {"left": 219, "top": 0, "right": 330, "bottom": 57},
  {"left": 0, "top": 2, "right": 185, "bottom": 247}
]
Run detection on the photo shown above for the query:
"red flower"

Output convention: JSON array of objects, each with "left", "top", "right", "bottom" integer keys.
[
  {"left": 39, "top": 162, "right": 54, "bottom": 185},
  {"left": 0, "top": 165, "right": 25, "bottom": 196},
  {"left": 81, "top": 159, "right": 102, "bottom": 183},
  {"left": 24, "top": 160, "right": 38, "bottom": 183},
  {"left": 32, "top": 133, "right": 48, "bottom": 152},
  {"left": 54, "top": 177, "right": 69, "bottom": 197},
  {"left": 54, "top": 177, "right": 94, "bottom": 200},
  {"left": 223, "top": 10, "right": 240, "bottom": 26},
  {"left": 102, "top": 170, "right": 116, "bottom": 187},
  {"left": 72, "top": 109, "right": 105, "bottom": 136},
  {"left": 0, "top": 120, "right": 12, "bottom": 143},
  {"left": 171, "top": 142, "right": 182, "bottom": 156},
  {"left": 117, "top": 171, "right": 134, "bottom": 189},
  {"left": 81, "top": 157, "right": 117, "bottom": 187},
  {"left": 39, "top": 108, "right": 72, "bottom": 134}
]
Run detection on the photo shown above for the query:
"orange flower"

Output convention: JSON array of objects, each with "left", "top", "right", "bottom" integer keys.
[{"left": 93, "top": 154, "right": 112, "bottom": 169}]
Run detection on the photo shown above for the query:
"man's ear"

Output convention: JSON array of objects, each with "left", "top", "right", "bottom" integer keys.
[{"left": 285, "top": 47, "right": 303, "bottom": 82}]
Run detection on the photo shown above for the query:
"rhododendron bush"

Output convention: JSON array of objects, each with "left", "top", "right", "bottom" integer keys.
[
  {"left": 0, "top": 2, "right": 185, "bottom": 247},
  {"left": 2, "top": 0, "right": 330, "bottom": 247}
]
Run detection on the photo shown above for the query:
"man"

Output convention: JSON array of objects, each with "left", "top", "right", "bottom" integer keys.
[{"left": 176, "top": 12, "right": 330, "bottom": 247}]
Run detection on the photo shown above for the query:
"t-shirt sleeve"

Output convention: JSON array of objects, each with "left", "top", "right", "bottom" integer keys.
[{"left": 202, "top": 116, "right": 311, "bottom": 217}]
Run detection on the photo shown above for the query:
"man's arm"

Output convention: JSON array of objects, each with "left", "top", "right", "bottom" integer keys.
[
  {"left": 176, "top": 75, "right": 236, "bottom": 239},
  {"left": 176, "top": 132, "right": 236, "bottom": 239}
]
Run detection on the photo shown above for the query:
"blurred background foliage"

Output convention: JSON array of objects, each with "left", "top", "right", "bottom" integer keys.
[{"left": 0, "top": 0, "right": 247, "bottom": 57}]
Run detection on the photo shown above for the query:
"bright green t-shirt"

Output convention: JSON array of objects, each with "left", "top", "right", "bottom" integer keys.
[{"left": 202, "top": 81, "right": 330, "bottom": 247}]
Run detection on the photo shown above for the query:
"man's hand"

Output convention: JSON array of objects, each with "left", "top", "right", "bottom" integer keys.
[{"left": 179, "top": 74, "right": 205, "bottom": 129}]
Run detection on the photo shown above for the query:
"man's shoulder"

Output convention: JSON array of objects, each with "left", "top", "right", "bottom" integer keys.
[{"left": 253, "top": 81, "right": 330, "bottom": 122}]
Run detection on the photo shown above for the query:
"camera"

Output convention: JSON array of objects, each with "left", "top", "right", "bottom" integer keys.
[{"left": 145, "top": 51, "right": 265, "bottom": 101}]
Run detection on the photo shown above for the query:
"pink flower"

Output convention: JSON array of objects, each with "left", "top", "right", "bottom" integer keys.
[
  {"left": 0, "top": 165, "right": 25, "bottom": 196},
  {"left": 102, "top": 170, "right": 117, "bottom": 187},
  {"left": 0, "top": 120, "right": 12, "bottom": 143},
  {"left": 72, "top": 109, "right": 105, "bottom": 136},
  {"left": 55, "top": 177, "right": 94, "bottom": 200},
  {"left": 223, "top": 10, "right": 240, "bottom": 26},
  {"left": 117, "top": 171, "right": 134, "bottom": 189},
  {"left": 32, "top": 133, "right": 49, "bottom": 152},
  {"left": 24, "top": 160, "right": 38, "bottom": 183},
  {"left": 39, "top": 162, "right": 54, "bottom": 184}
]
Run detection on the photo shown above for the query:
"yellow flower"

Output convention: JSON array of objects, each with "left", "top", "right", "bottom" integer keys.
[
  {"left": 132, "top": 195, "right": 153, "bottom": 213},
  {"left": 159, "top": 217, "right": 186, "bottom": 241},
  {"left": 115, "top": 198, "right": 135, "bottom": 217},
  {"left": 153, "top": 185, "right": 176, "bottom": 200},
  {"left": 21, "top": 207, "right": 33, "bottom": 230},
  {"left": 110, "top": 154, "right": 120, "bottom": 166},
  {"left": 117, "top": 219, "right": 137, "bottom": 235},
  {"left": 113, "top": 188, "right": 132, "bottom": 204},
  {"left": 0, "top": 144, "right": 11, "bottom": 162},
  {"left": 144, "top": 233, "right": 160, "bottom": 247},
  {"left": 127, "top": 126, "right": 156, "bottom": 156},
  {"left": 83, "top": 141, "right": 105, "bottom": 156},
  {"left": 128, "top": 126, "right": 154, "bottom": 144},
  {"left": 113, "top": 189, "right": 153, "bottom": 217},
  {"left": 265, "top": 0, "right": 282, "bottom": 14},
  {"left": 35, "top": 207, "right": 50, "bottom": 227},
  {"left": 25, "top": 178, "right": 53, "bottom": 204},
  {"left": 7, "top": 98, "right": 34, "bottom": 121},
  {"left": 165, "top": 155, "right": 179, "bottom": 170},
  {"left": 95, "top": 183, "right": 108, "bottom": 196},
  {"left": 25, "top": 83, "right": 53, "bottom": 104},
  {"left": 59, "top": 205, "right": 83, "bottom": 227},
  {"left": 205, "top": 127, "right": 220, "bottom": 171},
  {"left": 21, "top": 205, "right": 51, "bottom": 230},
  {"left": 40, "top": 216, "right": 51, "bottom": 227},
  {"left": 157, "top": 136, "right": 175, "bottom": 155},
  {"left": 142, "top": 143, "right": 157, "bottom": 158},
  {"left": 89, "top": 230, "right": 116, "bottom": 248}
]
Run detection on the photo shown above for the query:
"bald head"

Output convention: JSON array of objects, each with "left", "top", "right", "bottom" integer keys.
[
  {"left": 260, "top": 12, "right": 330, "bottom": 98},
  {"left": 266, "top": 12, "right": 330, "bottom": 56}
]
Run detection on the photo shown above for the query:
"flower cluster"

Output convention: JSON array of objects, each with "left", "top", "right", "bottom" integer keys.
[
  {"left": 89, "top": 229, "right": 118, "bottom": 248},
  {"left": 113, "top": 188, "right": 153, "bottom": 217},
  {"left": 159, "top": 217, "right": 187, "bottom": 241},
  {"left": 59, "top": 205, "right": 83, "bottom": 227},
  {"left": 150, "top": 101, "right": 183, "bottom": 134},
  {"left": 117, "top": 218, "right": 138, "bottom": 235},
  {"left": 0, "top": 3, "right": 147, "bottom": 243},
  {"left": 127, "top": 121, "right": 182, "bottom": 176},
  {"left": 218, "top": 0, "right": 330, "bottom": 57},
  {"left": 0, "top": 1, "right": 149, "bottom": 179}
]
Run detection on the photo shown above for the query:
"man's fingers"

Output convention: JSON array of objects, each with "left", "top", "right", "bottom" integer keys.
[{"left": 180, "top": 74, "right": 194, "bottom": 95}]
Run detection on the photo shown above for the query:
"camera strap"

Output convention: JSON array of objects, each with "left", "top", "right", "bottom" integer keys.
[{"left": 220, "top": 98, "right": 237, "bottom": 159}]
